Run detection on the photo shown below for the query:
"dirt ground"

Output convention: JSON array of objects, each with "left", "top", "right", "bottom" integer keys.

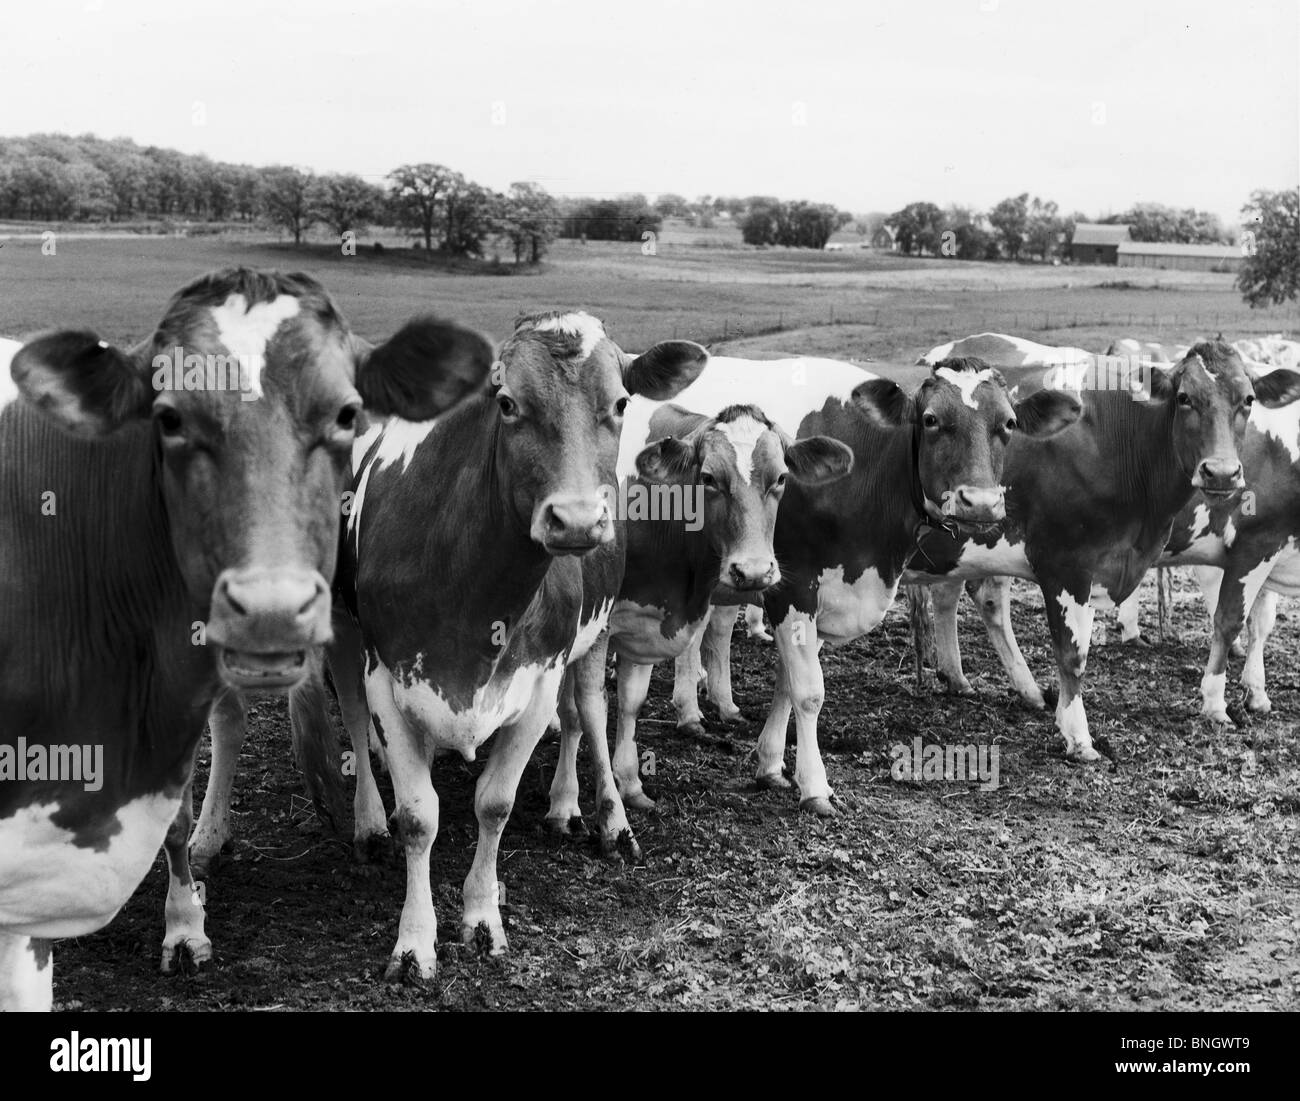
[{"left": 52, "top": 570, "right": 1299, "bottom": 1012}]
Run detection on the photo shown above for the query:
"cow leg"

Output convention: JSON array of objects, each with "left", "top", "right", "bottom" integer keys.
[
  {"left": 574, "top": 635, "right": 640, "bottom": 862},
  {"left": 1202, "top": 562, "right": 1269, "bottom": 723},
  {"left": 544, "top": 673, "right": 588, "bottom": 836},
  {"left": 0, "top": 933, "right": 52, "bottom": 1011},
  {"left": 461, "top": 687, "right": 558, "bottom": 955},
  {"left": 701, "top": 604, "right": 743, "bottom": 723},
  {"left": 1241, "top": 589, "right": 1278, "bottom": 714},
  {"left": 754, "top": 642, "right": 794, "bottom": 793},
  {"left": 1042, "top": 579, "right": 1100, "bottom": 761},
  {"left": 1115, "top": 588, "right": 1142, "bottom": 643},
  {"left": 613, "top": 656, "right": 656, "bottom": 811},
  {"left": 744, "top": 603, "right": 773, "bottom": 641},
  {"left": 190, "top": 689, "right": 247, "bottom": 877},
  {"left": 672, "top": 620, "right": 709, "bottom": 736},
  {"left": 367, "top": 677, "right": 439, "bottom": 983},
  {"left": 161, "top": 775, "right": 211, "bottom": 974},
  {"left": 770, "top": 612, "right": 833, "bottom": 815},
  {"left": 929, "top": 579, "right": 973, "bottom": 695},
  {"left": 330, "top": 616, "right": 389, "bottom": 862},
  {"left": 1193, "top": 565, "right": 1246, "bottom": 659},
  {"left": 971, "top": 577, "right": 1047, "bottom": 708}
]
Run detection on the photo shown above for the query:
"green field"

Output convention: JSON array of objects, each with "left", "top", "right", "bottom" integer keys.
[{"left": 2, "top": 233, "right": 1295, "bottom": 363}]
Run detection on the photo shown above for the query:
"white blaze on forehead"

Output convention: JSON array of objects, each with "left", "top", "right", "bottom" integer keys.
[
  {"left": 209, "top": 293, "right": 301, "bottom": 399},
  {"left": 0, "top": 337, "right": 23, "bottom": 411},
  {"left": 934, "top": 366, "right": 995, "bottom": 409},
  {"left": 715, "top": 415, "right": 770, "bottom": 483},
  {"left": 531, "top": 312, "right": 606, "bottom": 361}
]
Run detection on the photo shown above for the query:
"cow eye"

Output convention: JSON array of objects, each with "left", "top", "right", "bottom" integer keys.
[
  {"left": 1243, "top": 394, "right": 1256, "bottom": 408},
  {"left": 700, "top": 471, "right": 717, "bottom": 488},
  {"left": 922, "top": 412, "right": 940, "bottom": 429},
  {"left": 613, "top": 395, "right": 630, "bottom": 417},
  {"left": 1176, "top": 391, "right": 1192, "bottom": 407},
  {"left": 154, "top": 405, "right": 184, "bottom": 437},
  {"left": 772, "top": 473, "right": 787, "bottom": 491},
  {"left": 1004, "top": 418, "right": 1018, "bottom": 433},
  {"left": 497, "top": 394, "right": 519, "bottom": 419},
  {"left": 336, "top": 404, "right": 361, "bottom": 432}
]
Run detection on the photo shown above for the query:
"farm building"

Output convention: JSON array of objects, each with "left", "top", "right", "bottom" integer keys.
[
  {"left": 1070, "top": 223, "right": 1131, "bottom": 264},
  {"left": 1117, "top": 240, "right": 1243, "bottom": 273},
  {"left": 871, "top": 224, "right": 898, "bottom": 250}
]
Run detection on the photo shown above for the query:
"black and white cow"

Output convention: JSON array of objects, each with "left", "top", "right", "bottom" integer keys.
[{"left": 0, "top": 269, "right": 492, "bottom": 1009}]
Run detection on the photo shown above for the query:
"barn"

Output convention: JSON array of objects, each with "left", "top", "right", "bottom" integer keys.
[
  {"left": 1117, "top": 240, "right": 1243, "bottom": 273},
  {"left": 1070, "top": 223, "right": 1131, "bottom": 264}
]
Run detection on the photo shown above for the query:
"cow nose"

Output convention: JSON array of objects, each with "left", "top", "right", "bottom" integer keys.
[
  {"left": 534, "top": 496, "right": 613, "bottom": 553},
  {"left": 1196, "top": 459, "right": 1244, "bottom": 488},
  {"left": 952, "top": 486, "right": 1006, "bottom": 521},
  {"left": 726, "top": 558, "right": 779, "bottom": 590},
  {"left": 208, "top": 568, "right": 331, "bottom": 648}
]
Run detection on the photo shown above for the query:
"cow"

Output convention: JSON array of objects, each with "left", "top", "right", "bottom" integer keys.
[
  {"left": 603, "top": 353, "right": 1082, "bottom": 815},
  {"left": 543, "top": 402, "right": 853, "bottom": 818},
  {"left": 907, "top": 340, "right": 1300, "bottom": 736},
  {"left": 1233, "top": 335, "right": 1300, "bottom": 370},
  {"left": 283, "top": 311, "right": 707, "bottom": 982},
  {"left": 0, "top": 269, "right": 492, "bottom": 1010}
]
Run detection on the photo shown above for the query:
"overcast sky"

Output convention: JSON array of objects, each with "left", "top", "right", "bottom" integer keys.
[{"left": 5, "top": 0, "right": 1297, "bottom": 222}]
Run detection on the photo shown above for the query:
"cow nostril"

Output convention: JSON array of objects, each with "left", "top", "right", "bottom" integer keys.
[{"left": 223, "top": 585, "right": 248, "bottom": 617}]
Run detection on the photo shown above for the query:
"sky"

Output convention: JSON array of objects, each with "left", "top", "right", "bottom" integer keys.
[{"left": 3, "top": 0, "right": 1297, "bottom": 223}]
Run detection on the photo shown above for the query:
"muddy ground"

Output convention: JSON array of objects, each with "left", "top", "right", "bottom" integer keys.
[{"left": 53, "top": 571, "right": 1299, "bottom": 1011}]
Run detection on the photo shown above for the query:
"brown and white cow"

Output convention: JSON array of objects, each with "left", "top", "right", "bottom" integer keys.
[
  {"left": 614, "top": 353, "right": 1081, "bottom": 814},
  {"left": 543, "top": 402, "right": 853, "bottom": 820},
  {"left": 283, "top": 311, "right": 706, "bottom": 982},
  {"left": 0, "top": 270, "right": 491, "bottom": 1010}
]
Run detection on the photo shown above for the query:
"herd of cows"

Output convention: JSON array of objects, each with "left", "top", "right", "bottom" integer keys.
[{"left": 1, "top": 266, "right": 1298, "bottom": 1010}]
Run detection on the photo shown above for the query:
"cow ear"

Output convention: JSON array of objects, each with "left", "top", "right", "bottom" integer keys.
[
  {"left": 635, "top": 436, "right": 697, "bottom": 483},
  {"left": 1014, "top": 389, "right": 1081, "bottom": 438},
  {"left": 850, "top": 378, "right": 913, "bottom": 427},
  {"left": 11, "top": 331, "right": 152, "bottom": 436},
  {"left": 621, "top": 340, "right": 708, "bottom": 399},
  {"left": 784, "top": 436, "right": 854, "bottom": 485},
  {"left": 1146, "top": 363, "right": 1177, "bottom": 403},
  {"left": 1250, "top": 367, "right": 1300, "bottom": 409},
  {"left": 356, "top": 317, "right": 494, "bottom": 420}
]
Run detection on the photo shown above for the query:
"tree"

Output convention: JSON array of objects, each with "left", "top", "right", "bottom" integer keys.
[
  {"left": 653, "top": 192, "right": 690, "bottom": 218},
  {"left": 886, "top": 201, "right": 943, "bottom": 255},
  {"left": 1238, "top": 188, "right": 1300, "bottom": 307},
  {"left": 944, "top": 205, "right": 997, "bottom": 260},
  {"left": 989, "top": 193, "right": 1029, "bottom": 259},
  {"left": 500, "top": 181, "right": 559, "bottom": 263},
  {"left": 258, "top": 166, "right": 314, "bottom": 244},
  {"left": 1025, "top": 196, "right": 1062, "bottom": 261},
  {"left": 1104, "top": 202, "right": 1229, "bottom": 244},
  {"left": 444, "top": 180, "right": 497, "bottom": 256},
  {"left": 309, "top": 173, "right": 383, "bottom": 239},
  {"left": 388, "top": 163, "right": 457, "bottom": 251}
]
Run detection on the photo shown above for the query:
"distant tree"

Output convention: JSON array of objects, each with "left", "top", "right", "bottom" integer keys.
[
  {"left": 309, "top": 173, "right": 383, "bottom": 239},
  {"left": 944, "top": 205, "right": 997, "bottom": 260},
  {"left": 1237, "top": 188, "right": 1300, "bottom": 307},
  {"left": 444, "top": 180, "right": 498, "bottom": 256},
  {"left": 500, "top": 181, "right": 559, "bottom": 263},
  {"left": 258, "top": 166, "right": 314, "bottom": 243},
  {"left": 741, "top": 200, "right": 779, "bottom": 245},
  {"left": 1025, "top": 196, "right": 1062, "bottom": 261},
  {"left": 559, "top": 195, "right": 661, "bottom": 242},
  {"left": 653, "top": 192, "right": 690, "bottom": 218},
  {"left": 989, "top": 193, "right": 1029, "bottom": 259},
  {"left": 388, "top": 162, "right": 457, "bottom": 251},
  {"left": 1104, "top": 202, "right": 1228, "bottom": 244},
  {"left": 887, "top": 201, "right": 944, "bottom": 255}
]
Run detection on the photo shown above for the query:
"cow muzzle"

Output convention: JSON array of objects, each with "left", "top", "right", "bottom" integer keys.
[
  {"left": 720, "top": 556, "right": 779, "bottom": 593},
  {"left": 206, "top": 567, "right": 332, "bottom": 689},
  {"left": 532, "top": 495, "right": 615, "bottom": 556},
  {"left": 1193, "top": 458, "right": 1245, "bottom": 498},
  {"left": 944, "top": 485, "right": 1006, "bottom": 524}
]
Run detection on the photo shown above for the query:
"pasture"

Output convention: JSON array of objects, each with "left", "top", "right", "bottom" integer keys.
[{"left": 4, "top": 236, "right": 1297, "bottom": 1011}]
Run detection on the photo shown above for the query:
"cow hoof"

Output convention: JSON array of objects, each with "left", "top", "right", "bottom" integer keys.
[
  {"left": 160, "top": 937, "right": 212, "bottom": 976},
  {"left": 1066, "top": 746, "right": 1102, "bottom": 763},
  {"left": 353, "top": 831, "right": 393, "bottom": 865},
  {"left": 1120, "top": 634, "right": 1151, "bottom": 647},
  {"left": 755, "top": 772, "right": 792, "bottom": 791},
  {"left": 384, "top": 950, "right": 434, "bottom": 986},
  {"left": 676, "top": 719, "right": 707, "bottom": 739},
  {"left": 799, "top": 796, "right": 838, "bottom": 818},
  {"left": 1201, "top": 707, "right": 1232, "bottom": 725},
  {"left": 600, "top": 829, "right": 642, "bottom": 865},
  {"left": 1245, "top": 692, "right": 1272, "bottom": 715},
  {"left": 460, "top": 920, "right": 508, "bottom": 956},
  {"left": 623, "top": 790, "right": 657, "bottom": 812},
  {"left": 544, "top": 814, "right": 589, "bottom": 839}
]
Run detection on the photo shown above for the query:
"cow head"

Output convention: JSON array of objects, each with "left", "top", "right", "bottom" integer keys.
[
  {"left": 495, "top": 312, "right": 707, "bottom": 555},
  {"left": 11, "top": 268, "right": 492, "bottom": 690},
  {"left": 634, "top": 403, "right": 853, "bottom": 595},
  {"left": 1153, "top": 341, "right": 1300, "bottom": 499},
  {"left": 850, "top": 357, "right": 1081, "bottom": 525}
]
